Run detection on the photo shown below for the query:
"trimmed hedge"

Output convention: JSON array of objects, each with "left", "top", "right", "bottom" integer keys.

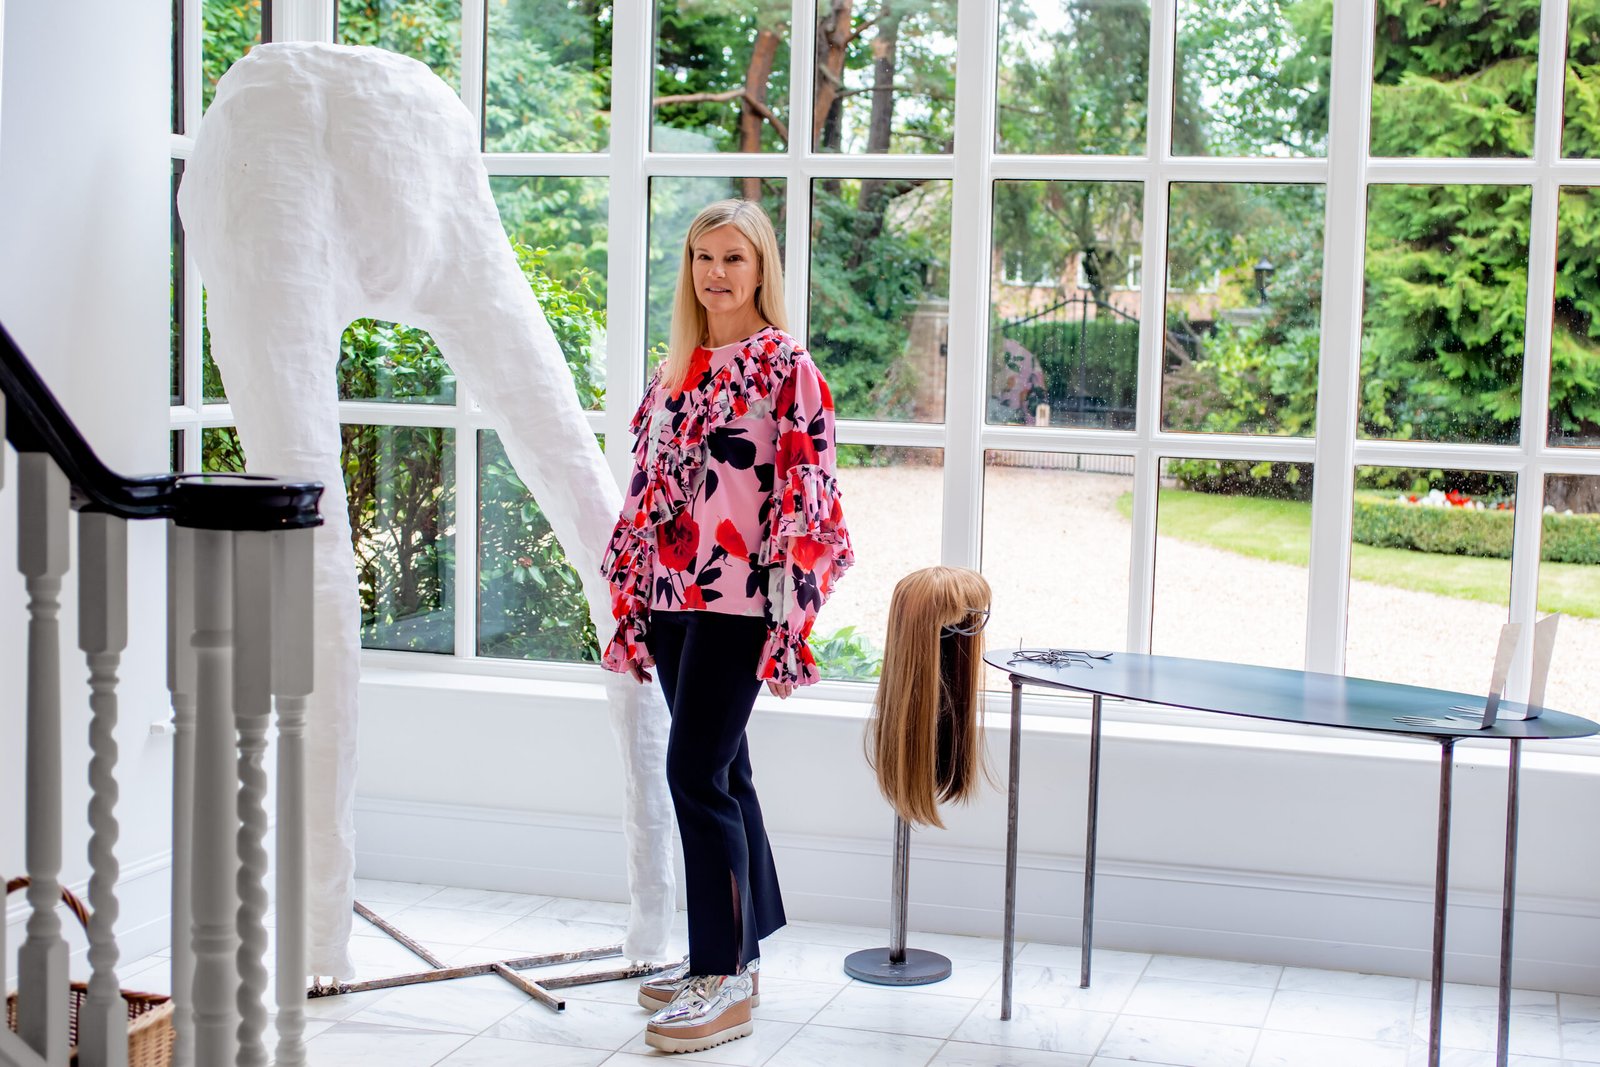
[{"left": 1353, "top": 493, "right": 1600, "bottom": 565}]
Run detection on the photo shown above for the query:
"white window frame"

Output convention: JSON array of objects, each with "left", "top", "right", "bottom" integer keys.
[{"left": 166, "top": 0, "right": 1600, "bottom": 726}]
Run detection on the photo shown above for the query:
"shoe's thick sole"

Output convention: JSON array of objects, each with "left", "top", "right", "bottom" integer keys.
[
  {"left": 638, "top": 977, "right": 760, "bottom": 1011},
  {"left": 644, "top": 1003, "right": 754, "bottom": 1054}
]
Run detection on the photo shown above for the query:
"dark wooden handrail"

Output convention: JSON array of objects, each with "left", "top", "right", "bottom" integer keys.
[{"left": 1, "top": 320, "right": 322, "bottom": 530}]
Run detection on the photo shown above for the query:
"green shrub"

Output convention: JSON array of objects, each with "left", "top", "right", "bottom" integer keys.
[
  {"left": 811, "top": 625, "right": 885, "bottom": 682},
  {"left": 991, "top": 317, "right": 1140, "bottom": 423},
  {"left": 1352, "top": 493, "right": 1600, "bottom": 564}
]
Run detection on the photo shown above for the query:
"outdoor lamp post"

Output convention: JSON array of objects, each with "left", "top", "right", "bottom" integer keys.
[{"left": 1254, "top": 257, "right": 1275, "bottom": 304}]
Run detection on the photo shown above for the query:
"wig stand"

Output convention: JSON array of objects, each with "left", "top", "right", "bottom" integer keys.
[
  {"left": 843, "top": 817, "right": 952, "bottom": 986},
  {"left": 306, "top": 902, "right": 681, "bottom": 1012}
]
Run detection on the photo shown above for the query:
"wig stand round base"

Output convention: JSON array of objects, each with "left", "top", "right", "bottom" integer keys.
[
  {"left": 843, "top": 816, "right": 952, "bottom": 987},
  {"left": 843, "top": 946, "right": 952, "bottom": 986}
]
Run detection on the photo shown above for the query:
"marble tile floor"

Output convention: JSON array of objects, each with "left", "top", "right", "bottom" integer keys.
[{"left": 109, "top": 878, "right": 1600, "bottom": 1067}]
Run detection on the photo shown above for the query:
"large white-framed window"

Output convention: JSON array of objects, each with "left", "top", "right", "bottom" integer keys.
[{"left": 169, "top": 0, "right": 1600, "bottom": 726}]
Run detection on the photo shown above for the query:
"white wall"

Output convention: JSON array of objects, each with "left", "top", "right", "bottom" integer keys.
[
  {"left": 356, "top": 671, "right": 1600, "bottom": 995},
  {"left": 1, "top": 1, "right": 176, "bottom": 967}
]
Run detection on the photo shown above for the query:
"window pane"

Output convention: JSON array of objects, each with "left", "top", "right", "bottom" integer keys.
[
  {"left": 337, "top": 1, "right": 462, "bottom": 92},
  {"left": 1370, "top": 3, "right": 1538, "bottom": 158},
  {"left": 1563, "top": 3, "right": 1600, "bottom": 158},
  {"left": 1153, "top": 458, "right": 1311, "bottom": 670},
  {"left": 995, "top": 0, "right": 1149, "bottom": 155},
  {"left": 491, "top": 176, "right": 611, "bottom": 410},
  {"left": 653, "top": 2, "right": 790, "bottom": 153},
  {"left": 819, "top": 445, "right": 943, "bottom": 682},
  {"left": 1173, "top": 0, "right": 1328, "bottom": 157},
  {"left": 1360, "top": 184, "right": 1530, "bottom": 445},
  {"left": 1162, "top": 183, "right": 1324, "bottom": 436},
  {"left": 201, "top": 0, "right": 262, "bottom": 113},
  {"left": 345, "top": 423, "right": 456, "bottom": 654},
  {"left": 201, "top": 426, "right": 246, "bottom": 473},
  {"left": 810, "top": 179, "right": 951, "bottom": 422},
  {"left": 478, "top": 429, "right": 598, "bottom": 662},
  {"left": 171, "top": 162, "right": 184, "bottom": 408},
  {"left": 170, "top": 430, "right": 185, "bottom": 474},
  {"left": 1537, "top": 474, "right": 1600, "bottom": 722},
  {"left": 173, "top": 0, "right": 184, "bottom": 133},
  {"left": 1550, "top": 186, "right": 1600, "bottom": 447},
  {"left": 338, "top": 319, "right": 457, "bottom": 404},
  {"left": 982, "top": 450, "right": 1133, "bottom": 689},
  {"left": 989, "top": 180, "right": 1141, "bottom": 429},
  {"left": 201, "top": 288, "right": 226, "bottom": 404},
  {"left": 811, "top": 0, "right": 956, "bottom": 154},
  {"left": 646, "top": 176, "right": 786, "bottom": 374},
  {"left": 1346, "top": 465, "right": 1514, "bottom": 691},
  {"left": 484, "top": 0, "right": 611, "bottom": 152}
]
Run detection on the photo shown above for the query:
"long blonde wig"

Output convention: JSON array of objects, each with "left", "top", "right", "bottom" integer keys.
[
  {"left": 665, "top": 199, "right": 788, "bottom": 390},
  {"left": 866, "top": 566, "right": 993, "bottom": 828}
]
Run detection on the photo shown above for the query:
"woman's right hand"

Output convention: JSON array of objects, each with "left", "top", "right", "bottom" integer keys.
[{"left": 627, "top": 659, "right": 654, "bottom": 685}]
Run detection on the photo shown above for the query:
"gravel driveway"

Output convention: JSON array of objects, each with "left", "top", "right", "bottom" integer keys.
[{"left": 827, "top": 463, "right": 1600, "bottom": 721}]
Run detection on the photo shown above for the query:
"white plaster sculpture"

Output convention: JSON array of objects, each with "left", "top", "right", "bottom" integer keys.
[{"left": 177, "top": 42, "right": 674, "bottom": 975}]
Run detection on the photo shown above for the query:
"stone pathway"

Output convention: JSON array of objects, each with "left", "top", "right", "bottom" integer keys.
[{"left": 826, "top": 464, "right": 1600, "bottom": 720}]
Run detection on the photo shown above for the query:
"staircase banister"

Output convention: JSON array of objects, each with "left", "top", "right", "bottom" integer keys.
[{"left": 2, "top": 320, "right": 323, "bottom": 530}]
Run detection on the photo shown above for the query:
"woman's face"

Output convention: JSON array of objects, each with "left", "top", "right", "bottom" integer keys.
[{"left": 691, "top": 225, "right": 762, "bottom": 318}]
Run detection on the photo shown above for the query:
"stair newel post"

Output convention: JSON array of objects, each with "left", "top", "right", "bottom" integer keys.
[
  {"left": 189, "top": 527, "right": 242, "bottom": 1067},
  {"left": 232, "top": 530, "right": 273, "bottom": 1067},
  {"left": 17, "top": 452, "right": 72, "bottom": 1067},
  {"left": 272, "top": 526, "right": 315, "bottom": 1067},
  {"left": 166, "top": 521, "right": 198, "bottom": 1067},
  {"left": 78, "top": 511, "right": 130, "bottom": 1067}
]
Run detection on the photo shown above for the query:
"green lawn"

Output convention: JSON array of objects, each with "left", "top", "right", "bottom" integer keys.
[{"left": 1115, "top": 489, "right": 1600, "bottom": 619}]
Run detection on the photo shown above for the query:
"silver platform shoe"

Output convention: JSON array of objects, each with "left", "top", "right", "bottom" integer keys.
[
  {"left": 638, "top": 957, "right": 759, "bottom": 1010},
  {"left": 644, "top": 971, "right": 755, "bottom": 1054}
]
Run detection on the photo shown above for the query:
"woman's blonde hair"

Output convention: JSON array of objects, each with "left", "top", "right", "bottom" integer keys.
[
  {"left": 866, "top": 566, "right": 993, "bottom": 828},
  {"left": 665, "top": 199, "right": 788, "bottom": 390}
]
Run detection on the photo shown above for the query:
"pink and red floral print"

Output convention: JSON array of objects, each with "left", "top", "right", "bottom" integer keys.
[{"left": 600, "top": 326, "right": 854, "bottom": 686}]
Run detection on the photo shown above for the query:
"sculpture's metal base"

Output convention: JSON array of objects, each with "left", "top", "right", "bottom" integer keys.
[
  {"left": 306, "top": 901, "right": 679, "bottom": 1013},
  {"left": 843, "top": 947, "right": 951, "bottom": 986}
]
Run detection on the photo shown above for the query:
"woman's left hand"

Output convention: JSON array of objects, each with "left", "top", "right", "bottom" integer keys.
[{"left": 766, "top": 679, "right": 795, "bottom": 699}]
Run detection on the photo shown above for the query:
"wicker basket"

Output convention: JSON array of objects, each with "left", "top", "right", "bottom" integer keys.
[{"left": 5, "top": 876, "right": 174, "bottom": 1067}]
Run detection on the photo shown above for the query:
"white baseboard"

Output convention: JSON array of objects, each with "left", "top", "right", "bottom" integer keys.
[
  {"left": 355, "top": 796, "right": 1600, "bottom": 995},
  {"left": 5, "top": 851, "right": 173, "bottom": 985}
]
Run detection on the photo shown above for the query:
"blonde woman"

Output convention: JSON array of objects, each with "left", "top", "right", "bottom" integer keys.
[{"left": 600, "top": 199, "right": 854, "bottom": 1053}]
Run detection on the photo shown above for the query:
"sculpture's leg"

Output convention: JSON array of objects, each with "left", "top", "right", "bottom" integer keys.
[
  {"left": 420, "top": 231, "right": 675, "bottom": 962},
  {"left": 204, "top": 286, "right": 360, "bottom": 979}
]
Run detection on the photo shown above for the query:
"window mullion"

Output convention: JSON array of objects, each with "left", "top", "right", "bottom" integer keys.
[
  {"left": 461, "top": 0, "right": 487, "bottom": 146},
  {"left": 786, "top": 0, "right": 816, "bottom": 346},
  {"left": 603, "top": 0, "right": 653, "bottom": 488},
  {"left": 453, "top": 392, "right": 479, "bottom": 662},
  {"left": 1505, "top": 0, "right": 1573, "bottom": 696},
  {"left": 1302, "top": 0, "right": 1377, "bottom": 675},
  {"left": 271, "top": 0, "right": 334, "bottom": 43},
  {"left": 1126, "top": 0, "right": 1177, "bottom": 656},
  {"left": 938, "top": 0, "right": 998, "bottom": 572}
]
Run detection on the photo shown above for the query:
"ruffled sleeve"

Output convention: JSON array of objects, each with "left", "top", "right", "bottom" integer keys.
[
  {"left": 599, "top": 378, "right": 660, "bottom": 673},
  {"left": 757, "top": 355, "right": 855, "bottom": 686}
]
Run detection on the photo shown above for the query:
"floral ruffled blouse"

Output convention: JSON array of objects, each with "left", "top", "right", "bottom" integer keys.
[{"left": 600, "top": 326, "right": 854, "bottom": 686}]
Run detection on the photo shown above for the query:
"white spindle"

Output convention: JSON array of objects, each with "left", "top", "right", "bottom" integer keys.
[
  {"left": 232, "top": 531, "right": 273, "bottom": 1067},
  {"left": 77, "top": 512, "right": 130, "bottom": 1067},
  {"left": 166, "top": 522, "right": 198, "bottom": 1067},
  {"left": 17, "top": 452, "right": 71, "bottom": 1067},
  {"left": 189, "top": 528, "right": 241, "bottom": 1067},
  {"left": 272, "top": 527, "right": 314, "bottom": 1067}
]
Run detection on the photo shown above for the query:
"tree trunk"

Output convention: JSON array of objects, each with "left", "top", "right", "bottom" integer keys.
[
  {"left": 851, "top": 7, "right": 905, "bottom": 267},
  {"left": 740, "top": 26, "right": 782, "bottom": 152},
  {"left": 813, "top": 0, "right": 854, "bottom": 148}
]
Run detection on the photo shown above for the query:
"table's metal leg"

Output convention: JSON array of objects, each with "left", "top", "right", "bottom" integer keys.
[
  {"left": 1001, "top": 678, "right": 1023, "bottom": 1021},
  {"left": 1428, "top": 739, "right": 1456, "bottom": 1067},
  {"left": 1081, "top": 692, "right": 1102, "bottom": 989},
  {"left": 1496, "top": 737, "right": 1522, "bottom": 1067}
]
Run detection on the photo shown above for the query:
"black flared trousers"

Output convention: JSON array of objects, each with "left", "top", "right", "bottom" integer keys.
[{"left": 647, "top": 610, "right": 787, "bottom": 976}]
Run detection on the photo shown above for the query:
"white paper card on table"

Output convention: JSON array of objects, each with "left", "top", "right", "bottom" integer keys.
[
  {"left": 1523, "top": 613, "right": 1561, "bottom": 719},
  {"left": 1478, "top": 621, "right": 1523, "bottom": 729}
]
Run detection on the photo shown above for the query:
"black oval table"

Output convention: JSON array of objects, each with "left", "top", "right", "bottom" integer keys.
[{"left": 986, "top": 649, "right": 1598, "bottom": 1067}]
